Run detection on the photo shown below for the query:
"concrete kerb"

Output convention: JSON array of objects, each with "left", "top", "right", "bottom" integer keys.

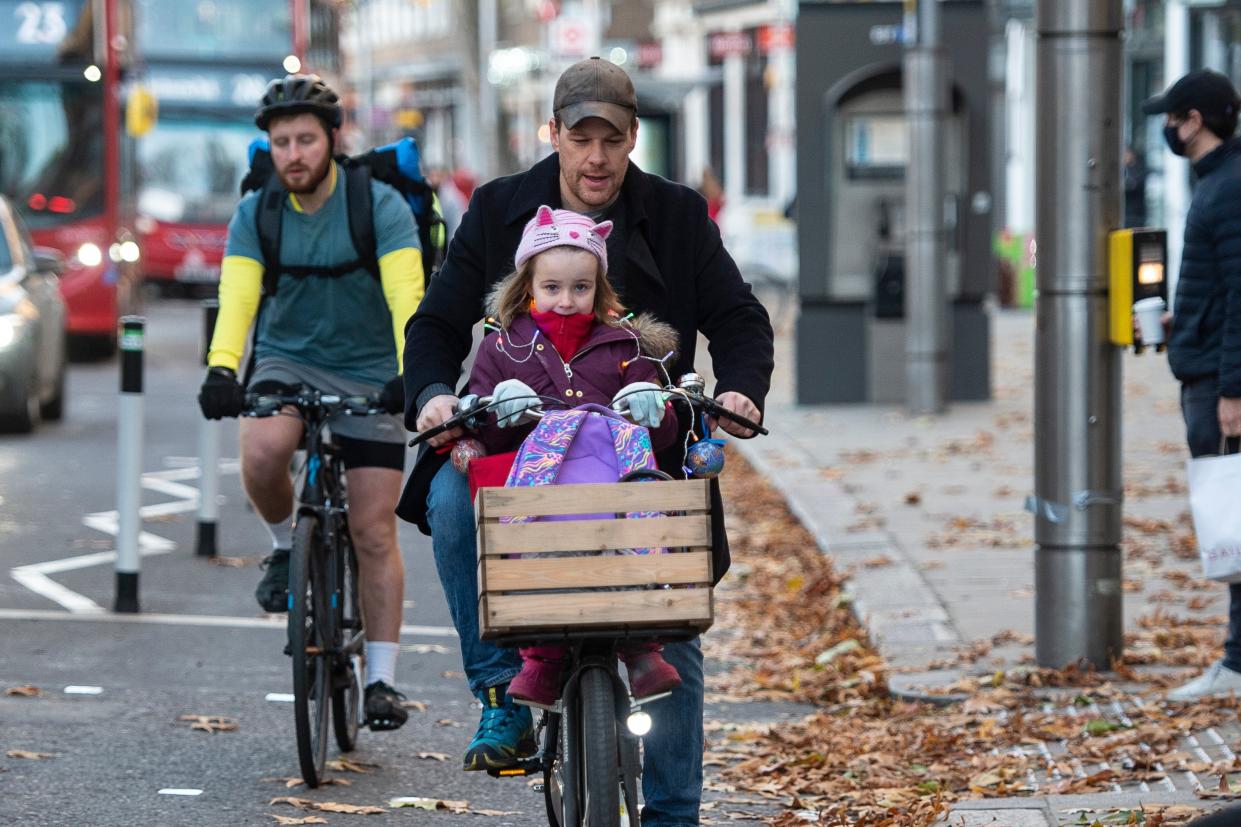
[{"left": 731, "top": 426, "right": 971, "bottom": 703}]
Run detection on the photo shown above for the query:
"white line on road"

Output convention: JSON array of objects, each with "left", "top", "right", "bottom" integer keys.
[
  {"left": 0, "top": 607, "right": 458, "bottom": 638},
  {"left": 10, "top": 461, "right": 237, "bottom": 613}
]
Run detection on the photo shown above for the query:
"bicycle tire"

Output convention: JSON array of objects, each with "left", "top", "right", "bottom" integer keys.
[
  {"left": 290, "top": 515, "right": 331, "bottom": 787},
  {"left": 332, "top": 528, "right": 363, "bottom": 752},
  {"left": 580, "top": 668, "right": 621, "bottom": 826}
]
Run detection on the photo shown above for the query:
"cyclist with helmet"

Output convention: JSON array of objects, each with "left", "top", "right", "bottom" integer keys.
[{"left": 197, "top": 74, "right": 425, "bottom": 731}]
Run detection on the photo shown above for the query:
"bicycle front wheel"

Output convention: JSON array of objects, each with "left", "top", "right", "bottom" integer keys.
[
  {"left": 290, "top": 515, "right": 331, "bottom": 787},
  {"left": 579, "top": 668, "right": 621, "bottom": 826}
]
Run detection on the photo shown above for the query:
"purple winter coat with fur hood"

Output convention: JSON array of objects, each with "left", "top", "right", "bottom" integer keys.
[{"left": 467, "top": 308, "right": 680, "bottom": 457}]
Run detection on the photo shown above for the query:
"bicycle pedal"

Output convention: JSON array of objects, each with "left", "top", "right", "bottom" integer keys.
[
  {"left": 512, "top": 697, "right": 561, "bottom": 714},
  {"left": 629, "top": 690, "right": 673, "bottom": 706},
  {"left": 486, "top": 757, "right": 542, "bottom": 779}
]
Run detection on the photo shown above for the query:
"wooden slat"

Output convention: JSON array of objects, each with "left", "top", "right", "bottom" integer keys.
[
  {"left": 482, "top": 589, "right": 713, "bottom": 636},
  {"left": 478, "top": 479, "right": 710, "bottom": 519},
  {"left": 482, "top": 515, "right": 709, "bottom": 556},
  {"left": 483, "top": 551, "right": 711, "bottom": 591}
]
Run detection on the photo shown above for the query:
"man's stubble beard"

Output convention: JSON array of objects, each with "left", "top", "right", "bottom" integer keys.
[{"left": 278, "top": 152, "right": 331, "bottom": 195}]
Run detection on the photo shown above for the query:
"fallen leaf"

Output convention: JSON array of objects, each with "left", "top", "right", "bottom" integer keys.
[
  {"left": 313, "top": 802, "right": 385, "bottom": 814},
  {"left": 209, "top": 555, "right": 257, "bottom": 567},
  {"left": 399, "top": 699, "right": 428, "bottom": 712},
  {"left": 6, "top": 749, "right": 54, "bottom": 759},
  {"left": 470, "top": 809, "right": 521, "bottom": 817},
  {"left": 389, "top": 796, "right": 470, "bottom": 812},
  {"left": 325, "top": 758, "right": 379, "bottom": 773},
  {"left": 178, "top": 714, "right": 239, "bottom": 734},
  {"left": 268, "top": 816, "right": 327, "bottom": 825},
  {"left": 435, "top": 718, "right": 465, "bottom": 727},
  {"left": 415, "top": 752, "right": 451, "bottom": 761},
  {"left": 4, "top": 685, "right": 42, "bottom": 697}
]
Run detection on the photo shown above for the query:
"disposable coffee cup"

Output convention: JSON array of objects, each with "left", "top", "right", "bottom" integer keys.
[{"left": 1133, "top": 296, "right": 1167, "bottom": 346}]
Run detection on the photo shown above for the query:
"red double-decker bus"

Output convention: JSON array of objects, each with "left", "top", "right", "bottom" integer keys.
[
  {"left": 132, "top": 0, "right": 304, "bottom": 291},
  {"left": 0, "top": 0, "right": 141, "bottom": 354}
]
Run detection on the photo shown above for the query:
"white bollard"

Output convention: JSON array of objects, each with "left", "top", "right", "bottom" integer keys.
[
  {"left": 115, "top": 316, "right": 144, "bottom": 613},
  {"left": 196, "top": 300, "right": 220, "bottom": 557}
]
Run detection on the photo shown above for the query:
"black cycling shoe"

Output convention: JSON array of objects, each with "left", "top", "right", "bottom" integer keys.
[
  {"left": 255, "top": 548, "right": 291, "bottom": 613},
  {"left": 364, "top": 681, "right": 409, "bottom": 731}
]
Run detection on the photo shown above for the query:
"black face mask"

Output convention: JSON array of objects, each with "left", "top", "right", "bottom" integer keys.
[{"left": 1164, "top": 124, "right": 1189, "bottom": 157}]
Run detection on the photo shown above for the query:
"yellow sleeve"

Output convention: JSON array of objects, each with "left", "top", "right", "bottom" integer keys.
[
  {"left": 378, "top": 246, "right": 425, "bottom": 373},
  {"left": 207, "top": 255, "right": 264, "bottom": 371}
]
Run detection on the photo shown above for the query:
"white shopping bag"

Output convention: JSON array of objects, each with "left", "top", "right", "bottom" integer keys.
[{"left": 1187, "top": 452, "right": 1241, "bottom": 582}]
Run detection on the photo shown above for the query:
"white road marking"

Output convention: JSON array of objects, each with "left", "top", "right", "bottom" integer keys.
[
  {"left": 9, "top": 461, "right": 238, "bottom": 613},
  {"left": 265, "top": 693, "right": 296, "bottom": 703},
  {"left": 157, "top": 789, "right": 203, "bottom": 796},
  {"left": 63, "top": 685, "right": 103, "bottom": 695},
  {"left": 0, "top": 608, "right": 457, "bottom": 638}
]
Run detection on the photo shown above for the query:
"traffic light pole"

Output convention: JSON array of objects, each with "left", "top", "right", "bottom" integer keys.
[{"left": 1032, "top": 0, "right": 1124, "bottom": 668}]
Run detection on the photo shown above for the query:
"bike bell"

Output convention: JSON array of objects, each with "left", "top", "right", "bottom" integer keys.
[
  {"left": 685, "top": 438, "right": 726, "bottom": 478},
  {"left": 678, "top": 373, "right": 706, "bottom": 395}
]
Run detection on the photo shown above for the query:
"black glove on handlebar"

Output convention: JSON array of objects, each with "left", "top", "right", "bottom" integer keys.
[
  {"left": 198, "top": 367, "right": 246, "bottom": 420},
  {"left": 379, "top": 374, "right": 405, "bottom": 415}
]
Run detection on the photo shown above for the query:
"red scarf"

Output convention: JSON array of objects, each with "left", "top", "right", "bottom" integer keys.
[{"left": 530, "top": 308, "right": 596, "bottom": 361}]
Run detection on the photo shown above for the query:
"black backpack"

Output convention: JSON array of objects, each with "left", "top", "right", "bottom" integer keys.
[{"left": 239, "top": 137, "right": 446, "bottom": 297}]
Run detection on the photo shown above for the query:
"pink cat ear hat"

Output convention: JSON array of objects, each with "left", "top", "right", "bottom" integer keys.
[{"left": 514, "top": 205, "right": 614, "bottom": 273}]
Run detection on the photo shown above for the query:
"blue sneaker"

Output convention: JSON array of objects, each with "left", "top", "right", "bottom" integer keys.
[{"left": 462, "top": 684, "right": 536, "bottom": 771}]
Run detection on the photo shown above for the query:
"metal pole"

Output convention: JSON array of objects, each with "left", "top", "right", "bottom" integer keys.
[
  {"left": 478, "top": 0, "right": 498, "bottom": 179},
  {"left": 196, "top": 300, "right": 220, "bottom": 558},
  {"left": 1164, "top": 0, "right": 1190, "bottom": 306},
  {"left": 904, "top": 0, "right": 950, "bottom": 415},
  {"left": 1033, "top": 0, "right": 1124, "bottom": 668},
  {"left": 115, "top": 317, "right": 144, "bottom": 613}
]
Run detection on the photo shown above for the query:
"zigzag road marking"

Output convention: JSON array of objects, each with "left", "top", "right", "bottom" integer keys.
[{"left": 10, "top": 460, "right": 241, "bottom": 614}]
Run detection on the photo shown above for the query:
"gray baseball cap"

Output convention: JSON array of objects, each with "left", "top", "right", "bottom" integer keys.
[{"left": 553, "top": 57, "right": 638, "bottom": 133}]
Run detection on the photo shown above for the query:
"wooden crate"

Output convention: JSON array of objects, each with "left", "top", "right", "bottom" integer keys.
[{"left": 476, "top": 479, "right": 714, "bottom": 640}]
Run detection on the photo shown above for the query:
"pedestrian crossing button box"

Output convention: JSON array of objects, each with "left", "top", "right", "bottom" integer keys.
[{"left": 1108, "top": 228, "right": 1167, "bottom": 351}]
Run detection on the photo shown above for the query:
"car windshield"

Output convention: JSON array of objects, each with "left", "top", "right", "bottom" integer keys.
[
  {"left": 136, "top": 117, "right": 257, "bottom": 225},
  {"left": 0, "top": 79, "right": 105, "bottom": 229}
]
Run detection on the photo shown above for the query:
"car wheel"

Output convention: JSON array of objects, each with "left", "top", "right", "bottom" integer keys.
[
  {"left": 40, "top": 356, "right": 66, "bottom": 421},
  {"left": 0, "top": 370, "right": 40, "bottom": 434}
]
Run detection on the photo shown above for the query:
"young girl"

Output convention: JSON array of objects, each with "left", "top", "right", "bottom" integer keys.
[{"left": 464, "top": 204, "right": 682, "bottom": 706}]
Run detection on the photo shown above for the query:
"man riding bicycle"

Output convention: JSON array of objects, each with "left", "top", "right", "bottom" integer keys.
[
  {"left": 197, "top": 74, "right": 424, "bottom": 731},
  {"left": 398, "top": 57, "right": 774, "bottom": 824}
]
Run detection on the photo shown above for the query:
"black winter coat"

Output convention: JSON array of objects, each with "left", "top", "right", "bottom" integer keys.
[
  {"left": 396, "top": 154, "right": 775, "bottom": 583},
  {"left": 1170, "top": 138, "right": 1241, "bottom": 396}
]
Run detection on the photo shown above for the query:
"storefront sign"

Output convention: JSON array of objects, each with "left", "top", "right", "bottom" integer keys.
[
  {"left": 636, "top": 40, "right": 663, "bottom": 69},
  {"left": 758, "top": 24, "right": 794, "bottom": 54}
]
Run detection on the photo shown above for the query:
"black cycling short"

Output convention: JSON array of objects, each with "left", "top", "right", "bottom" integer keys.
[{"left": 334, "top": 433, "right": 405, "bottom": 471}]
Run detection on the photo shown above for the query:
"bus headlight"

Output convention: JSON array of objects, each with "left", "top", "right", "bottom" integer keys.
[
  {"left": 626, "top": 710, "right": 652, "bottom": 736},
  {"left": 76, "top": 243, "right": 103, "bottom": 268},
  {"left": 120, "top": 241, "right": 140, "bottom": 263}
]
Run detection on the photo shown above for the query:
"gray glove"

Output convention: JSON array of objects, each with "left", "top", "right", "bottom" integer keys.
[
  {"left": 493, "top": 378, "right": 540, "bottom": 427},
  {"left": 612, "top": 382, "right": 666, "bottom": 429}
]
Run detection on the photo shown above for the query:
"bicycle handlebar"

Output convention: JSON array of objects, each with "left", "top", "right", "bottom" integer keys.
[{"left": 243, "top": 387, "right": 386, "bottom": 419}]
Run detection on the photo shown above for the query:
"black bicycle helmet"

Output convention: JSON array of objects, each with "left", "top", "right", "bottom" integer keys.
[{"left": 254, "top": 74, "right": 342, "bottom": 131}]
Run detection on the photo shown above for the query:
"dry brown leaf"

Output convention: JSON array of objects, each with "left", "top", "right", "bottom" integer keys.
[
  {"left": 325, "top": 758, "right": 379, "bottom": 773},
  {"left": 434, "top": 718, "right": 464, "bottom": 727},
  {"left": 209, "top": 555, "right": 256, "bottom": 567},
  {"left": 6, "top": 749, "right": 54, "bottom": 760},
  {"left": 312, "top": 802, "right": 385, "bottom": 815},
  {"left": 4, "top": 685, "right": 42, "bottom": 697},
  {"left": 399, "top": 698, "right": 428, "bottom": 711},
  {"left": 268, "top": 816, "right": 327, "bottom": 825},
  {"left": 178, "top": 714, "right": 239, "bottom": 734}
]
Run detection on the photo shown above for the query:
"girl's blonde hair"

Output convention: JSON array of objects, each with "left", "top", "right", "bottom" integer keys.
[{"left": 492, "top": 249, "right": 626, "bottom": 328}]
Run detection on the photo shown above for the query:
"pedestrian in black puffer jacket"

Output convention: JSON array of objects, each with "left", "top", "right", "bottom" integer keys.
[
  {"left": 1168, "top": 137, "right": 1241, "bottom": 392},
  {"left": 1143, "top": 69, "right": 1241, "bottom": 703}
]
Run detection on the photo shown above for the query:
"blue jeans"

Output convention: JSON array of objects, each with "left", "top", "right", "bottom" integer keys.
[
  {"left": 426, "top": 462, "right": 705, "bottom": 825},
  {"left": 1180, "top": 377, "right": 1241, "bottom": 672}
]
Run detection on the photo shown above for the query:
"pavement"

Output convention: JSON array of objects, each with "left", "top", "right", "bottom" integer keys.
[{"left": 730, "top": 300, "right": 1234, "bottom": 826}]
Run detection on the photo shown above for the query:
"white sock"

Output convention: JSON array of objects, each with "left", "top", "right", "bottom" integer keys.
[
  {"left": 265, "top": 517, "right": 293, "bottom": 551},
  {"left": 366, "top": 641, "right": 399, "bottom": 688}
]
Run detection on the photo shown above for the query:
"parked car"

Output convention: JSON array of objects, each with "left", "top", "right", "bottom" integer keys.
[{"left": 0, "top": 195, "right": 68, "bottom": 433}]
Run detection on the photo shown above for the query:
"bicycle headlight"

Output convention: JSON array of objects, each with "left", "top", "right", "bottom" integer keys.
[
  {"left": 626, "top": 710, "right": 652, "bottom": 736},
  {"left": 76, "top": 242, "right": 103, "bottom": 268}
]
